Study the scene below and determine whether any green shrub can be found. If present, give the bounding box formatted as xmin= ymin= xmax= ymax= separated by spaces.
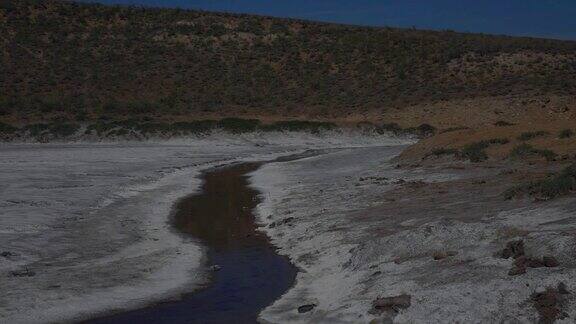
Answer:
xmin=486 ymin=138 xmax=510 ymax=145
xmin=264 ymin=121 xmax=335 ymax=133
xmin=517 ymin=130 xmax=549 ymax=141
xmin=49 ymin=123 xmax=80 ymax=138
xmin=494 ymin=121 xmax=514 ymax=127
xmin=504 ymin=164 xmax=576 ymax=200
xmin=172 ymin=120 xmax=218 ymax=134
xmin=217 ymin=118 xmax=261 ymax=133
xmin=135 ymin=122 xmax=172 ymax=134
xmin=23 ymin=124 xmax=50 ymax=137
xmin=428 ymin=148 xmax=459 ymax=157
xmin=461 ymin=142 xmax=489 ymax=162
xmin=86 ymin=121 xmax=118 ymax=136
xmin=0 ymin=122 xmax=18 ymax=134
xmin=509 ymin=144 xmax=557 ymax=161
xmin=440 ymin=126 xmax=469 ymax=134
xmin=559 ymin=129 xmax=574 ymax=139
xmin=375 ymin=123 xmax=403 ymax=135
xmin=417 ymin=123 xmax=436 ymax=137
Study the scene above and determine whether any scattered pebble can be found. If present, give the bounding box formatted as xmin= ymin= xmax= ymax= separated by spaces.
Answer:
xmin=432 ymin=251 xmax=457 ymax=260
xmin=1 ymin=251 xmax=17 ymax=258
xmin=372 ymin=294 xmax=411 ymax=314
xmin=297 ymin=304 xmax=316 ymax=313
xmin=210 ymin=265 xmax=221 ymax=272
xmin=543 ymin=256 xmax=560 ymax=268
xmin=10 ymin=269 xmax=36 ymax=277
xmin=531 ymin=286 xmax=569 ymax=323
xmin=500 ymin=240 xmax=524 ymax=259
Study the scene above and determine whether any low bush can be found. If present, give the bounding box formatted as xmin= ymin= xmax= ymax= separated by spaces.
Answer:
xmin=135 ymin=122 xmax=172 ymax=134
xmin=49 ymin=123 xmax=80 ymax=138
xmin=517 ymin=131 xmax=549 ymax=141
xmin=428 ymin=148 xmax=459 ymax=157
xmin=264 ymin=121 xmax=335 ymax=133
xmin=459 ymin=138 xmax=509 ymax=162
xmin=504 ymin=164 xmax=576 ymax=200
xmin=494 ymin=120 xmax=515 ymax=127
xmin=416 ymin=123 xmax=436 ymax=137
xmin=375 ymin=123 xmax=403 ymax=135
xmin=440 ymin=126 xmax=469 ymax=134
xmin=461 ymin=142 xmax=489 ymax=162
xmin=217 ymin=118 xmax=261 ymax=133
xmin=23 ymin=124 xmax=50 ymax=137
xmin=509 ymin=144 xmax=557 ymax=161
xmin=172 ymin=120 xmax=218 ymax=134
xmin=486 ymin=138 xmax=510 ymax=145
xmin=0 ymin=122 xmax=18 ymax=134
xmin=559 ymin=129 xmax=574 ymax=139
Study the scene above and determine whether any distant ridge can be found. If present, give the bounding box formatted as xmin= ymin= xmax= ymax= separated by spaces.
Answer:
xmin=1 ymin=0 xmax=576 ymax=124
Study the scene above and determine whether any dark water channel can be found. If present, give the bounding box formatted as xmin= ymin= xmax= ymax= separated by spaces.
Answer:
xmin=87 ymin=162 xmax=297 ymax=324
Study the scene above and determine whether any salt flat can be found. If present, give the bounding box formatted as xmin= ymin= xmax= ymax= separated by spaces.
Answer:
xmin=0 ymin=132 xmax=408 ymax=323
xmin=5 ymin=132 xmax=574 ymax=324
xmin=252 ymin=145 xmax=576 ymax=323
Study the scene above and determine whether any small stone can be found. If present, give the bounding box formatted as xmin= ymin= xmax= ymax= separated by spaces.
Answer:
xmin=1 ymin=251 xmax=15 ymax=258
xmin=557 ymin=282 xmax=570 ymax=295
xmin=10 ymin=269 xmax=36 ymax=277
xmin=513 ymin=255 xmax=527 ymax=268
xmin=210 ymin=265 xmax=221 ymax=271
xmin=369 ymin=317 xmax=394 ymax=324
xmin=508 ymin=266 xmax=526 ymax=276
xmin=501 ymin=240 xmax=524 ymax=259
xmin=432 ymin=251 xmax=448 ymax=260
xmin=373 ymin=294 xmax=411 ymax=311
xmin=526 ymin=257 xmax=545 ymax=268
xmin=543 ymin=256 xmax=560 ymax=268
xmin=297 ymin=304 xmax=316 ymax=313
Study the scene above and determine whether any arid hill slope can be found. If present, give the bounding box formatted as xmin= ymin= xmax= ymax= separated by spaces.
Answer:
xmin=2 ymin=0 xmax=576 ymax=125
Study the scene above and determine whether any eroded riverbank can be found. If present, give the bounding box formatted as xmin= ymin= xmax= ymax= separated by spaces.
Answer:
xmin=86 ymin=162 xmax=298 ymax=324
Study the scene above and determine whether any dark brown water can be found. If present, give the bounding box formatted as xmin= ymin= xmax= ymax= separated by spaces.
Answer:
xmin=86 ymin=162 xmax=297 ymax=324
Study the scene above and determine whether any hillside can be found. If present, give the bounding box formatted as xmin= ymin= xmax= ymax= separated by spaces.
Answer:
xmin=2 ymin=0 xmax=576 ymax=127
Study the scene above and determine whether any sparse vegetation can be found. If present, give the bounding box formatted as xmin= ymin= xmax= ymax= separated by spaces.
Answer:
xmin=460 ymin=138 xmax=510 ymax=162
xmin=0 ymin=122 xmax=18 ymax=134
xmin=49 ymin=123 xmax=80 ymax=138
xmin=426 ymin=138 xmax=509 ymax=162
xmin=403 ymin=124 xmax=436 ymax=138
xmin=428 ymin=148 xmax=459 ymax=157
xmin=504 ymin=164 xmax=576 ymax=200
xmin=494 ymin=121 xmax=515 ymax=127
xmin=517 ymin=131 xmax=549 ymax=141
xmin=509 ymin=144 xmax=557 ymax=161
xmin=375 ymin=123 xmax=403 ymax=135
xmin=1 ymin=118 xmax=347 ymax=141
xmin=217 ymin=118 xmax=261 ymax=133
xmin=485 ymin=138 xmax=510 ymax=145
xmin=263 ymin=121 xmax=335 ymax=133
xmin=460 ymin=142 xmax=490 ymax=162
xmin=559 ymin=129 xmax=574 ymax=139
xmin=440 ymin=127 xmax=469 ymax=134
xmin=2 ymin=0 xmax=576 ymax=122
